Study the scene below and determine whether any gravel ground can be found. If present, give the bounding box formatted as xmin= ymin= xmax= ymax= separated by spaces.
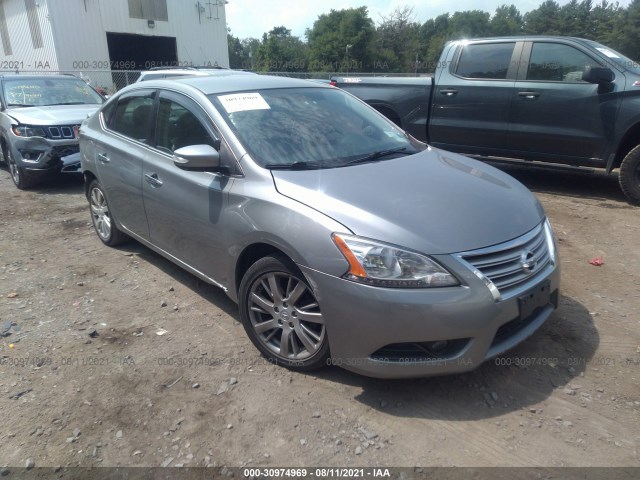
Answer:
xmin=0 ymin=164 xmax=639 ymax=470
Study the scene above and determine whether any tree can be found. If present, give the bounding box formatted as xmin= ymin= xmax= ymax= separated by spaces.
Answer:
xmin=307 ymin=7 xmax=375 ymax=72
xmin=227 ymin=31 xmax=244 ymax=69
xmin=611 ymin=0 xmax=640 ymax=58
xmin=524 ymin=0 xmax=562 ymax=34
xmin=490 ymin=5 xmax=523 ymax=35
xmin=419 ymin=13 xmax=450 ymax=71
xmin=374 ymin=6 xmax=422 ymax=72
xmin=448 ymin=10 xmax=491 ymax=38
xmin=254 ymin=26 xmax=308 ymax=72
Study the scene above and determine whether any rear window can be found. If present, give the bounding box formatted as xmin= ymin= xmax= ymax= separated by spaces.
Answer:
xmin=455 ymin=43 xmax=516 ymax=80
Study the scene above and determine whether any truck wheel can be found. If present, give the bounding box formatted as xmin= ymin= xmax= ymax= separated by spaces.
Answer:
xmin=619 ymin=145 xmax=640 ymax=206
xmin=239 ymin=255 xmax=329 ymax=371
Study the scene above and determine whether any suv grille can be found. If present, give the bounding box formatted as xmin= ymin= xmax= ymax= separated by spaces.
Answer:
xmin=48 ymin=126 xmax=78 ymax=139
xmin=458 ymin=223 xmax=552 ymax=298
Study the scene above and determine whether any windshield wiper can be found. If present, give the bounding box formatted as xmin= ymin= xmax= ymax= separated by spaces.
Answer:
xmin=264 ymin=161 xmax=323 ymax=170
xmin=344 ymin=147 xmax=410 ymax=166
xmin=42 ymin=102 xmax=91 ymax=106
xmin=7 ymin=103 xmax=34 ymax=108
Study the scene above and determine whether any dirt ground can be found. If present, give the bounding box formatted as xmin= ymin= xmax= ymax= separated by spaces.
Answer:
xmin=0 ymin=163 xmax=638 ymax=471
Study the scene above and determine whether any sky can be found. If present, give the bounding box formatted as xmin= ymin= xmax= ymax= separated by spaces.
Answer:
xmin=226 ymin=0 xmax=632 ymax=39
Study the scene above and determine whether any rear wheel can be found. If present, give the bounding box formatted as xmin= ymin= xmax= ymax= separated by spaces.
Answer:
xmin=619 ymin=145 xmax=640 ymax=205
xmin=88 ymin=179 xmax=129 ymax=246
xmin=239 ymin=255 xmax=329 ymax=371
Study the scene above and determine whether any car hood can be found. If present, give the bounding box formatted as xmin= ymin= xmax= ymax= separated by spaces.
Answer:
xmin=7 ymin=104 xmax=101 ymax=125
xmin=272 ymin=147 xmax=545 ymax=255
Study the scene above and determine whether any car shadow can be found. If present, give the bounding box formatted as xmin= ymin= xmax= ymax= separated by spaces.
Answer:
xmin=113 ymin=242 xmax=240 ymax=320
xmin=109 ymin=239 xmax=598 ymax=420
xmin=489 ymin=163 xmax=632 ymax=206
xmin=311 ymin=295 xmax=599 ymax=420
xmin=0 ymin=166 xmax=84 ymax=195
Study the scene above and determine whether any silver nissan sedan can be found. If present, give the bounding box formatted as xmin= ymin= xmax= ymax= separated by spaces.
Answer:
xmin=79 ymin=74 xmax=560 ymax=378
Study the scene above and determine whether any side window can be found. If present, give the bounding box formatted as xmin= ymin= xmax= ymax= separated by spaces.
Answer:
xmin=455 ymin=43 xmax=515 ymax=80
xmin=527 ymin=43 xmax=600 ymax=82
xmin=155 ymin=97 xmax=215 ymax=153
xmin=110 ymin=94 xmax=154 ymax=142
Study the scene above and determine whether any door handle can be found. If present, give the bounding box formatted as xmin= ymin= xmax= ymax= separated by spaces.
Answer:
xmin=97 ymin=153 xmax=110 ymax=164
xmin=518 ymin=91 xmax=541 ymax=99
xmin=144 ymin=173 xmax=163 ymax=187
xmin=440 ymin=89 xmax=458 ymax=96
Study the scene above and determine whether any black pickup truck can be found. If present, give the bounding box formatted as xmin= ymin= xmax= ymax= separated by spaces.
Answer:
xmin=331 ymin=36 xmax=640 ymax=204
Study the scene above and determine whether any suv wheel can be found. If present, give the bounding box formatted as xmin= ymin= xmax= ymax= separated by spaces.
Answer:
xmin=88 ymin=179 xmax=129 ymax=246
xmin=5 ymin=147 xmax=33 ymax=190
xmin=619 ymin=145 xmax=640 ymax=205
xmin=239 ymin=255 xmax=329 ymax=371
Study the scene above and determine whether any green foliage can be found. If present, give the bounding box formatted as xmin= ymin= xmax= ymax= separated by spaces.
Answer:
xmin=228 ymin=1 xmax=639 ymax=74
xmin=254 ymin=26 xmax=308 ymax=72
xmin=306 ymin=7 xmax=376 ymax=72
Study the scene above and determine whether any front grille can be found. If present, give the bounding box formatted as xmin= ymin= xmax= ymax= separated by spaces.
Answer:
xmin=459 ymin=223 xmax=552 ymax=298
xmin=48 ymin=125 xmax=78 ymax=139
xmin=51 ymin=145 xmax=80 ymax=158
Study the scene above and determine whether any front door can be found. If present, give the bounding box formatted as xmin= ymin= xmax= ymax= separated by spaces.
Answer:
xmin=507 ymin=41 xmax=613 ymax=162
xmin=142 ymin=90 xmax=232 ymax=283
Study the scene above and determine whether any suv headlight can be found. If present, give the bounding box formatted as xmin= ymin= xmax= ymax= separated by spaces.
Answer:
xmin=12 ymin=125 xmax=47 ymax=138
xmin=332 ymin=233 xmax=459 ymax=288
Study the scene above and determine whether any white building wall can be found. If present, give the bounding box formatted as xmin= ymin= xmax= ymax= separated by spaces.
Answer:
xmin=0 ymin=0 xmax=59 ymax=70
xmin=47 ymin=0 xmax=111 ymax=71
xmin=47 ymin=0 xmax=229 ymax=70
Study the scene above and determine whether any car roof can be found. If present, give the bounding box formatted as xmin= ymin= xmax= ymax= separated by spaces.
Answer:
xmin=447 ymin=35 xmax=595 ymax=44
xmin=168 ymin=74 xmax=328 ymax=95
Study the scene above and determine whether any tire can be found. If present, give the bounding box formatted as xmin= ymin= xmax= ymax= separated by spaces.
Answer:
xmin=619 ymin=145 xmax=640 ymax=205
xmin=238 ymin=255 xmax=329 ymax=371
xmin=88 ymin=179 xmax=129 ymax=246
xmin=5 ymin=147 xmax=34 ymax=190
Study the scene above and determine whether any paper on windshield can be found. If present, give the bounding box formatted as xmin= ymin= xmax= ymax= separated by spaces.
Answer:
xmin=217 ymin=93 xmax=271 ymax=113
xmin=596 ymin=47 xmax=621 ymax=59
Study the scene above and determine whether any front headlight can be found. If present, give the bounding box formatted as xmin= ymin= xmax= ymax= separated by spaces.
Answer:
xmin=543 ymin=218 xmax=557 ymax=265
xmin=332 ymin=233 xmax=459 ymax=288
xmin=12 ymin=125 xmax=47 ymax=138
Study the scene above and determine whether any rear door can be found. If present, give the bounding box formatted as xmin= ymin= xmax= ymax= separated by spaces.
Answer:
xmin=430 ymin=40 xmax=522 ymax=153
xmin=142 ymin=90 xmax=232 ymax=283
xmin=506 ymin=40 xmax=612 ymax=163
xmin=97 ymin=89 xmax=155 ymax=239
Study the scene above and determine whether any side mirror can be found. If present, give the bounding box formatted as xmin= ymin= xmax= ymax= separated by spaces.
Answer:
xmin=582 ymin=66 xmax=614 ymax=84
xmin=173 ymin=144 xmax=220 ymax=171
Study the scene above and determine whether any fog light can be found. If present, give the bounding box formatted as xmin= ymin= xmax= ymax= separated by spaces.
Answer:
xmin=425 ymin=340 xmax=448 ymax=353
xmin=19 ymin=150 xmax=43 ymax=162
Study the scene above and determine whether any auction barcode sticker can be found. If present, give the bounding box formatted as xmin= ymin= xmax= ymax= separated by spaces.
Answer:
xmin=218 ymin=93 xmax=271 ymax=113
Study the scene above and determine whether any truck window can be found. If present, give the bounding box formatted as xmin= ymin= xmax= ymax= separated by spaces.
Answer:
xmin=455 ymin=43 xmax=515 ymax=80
xmin=527 ymin=43 xmax=600 ymax=82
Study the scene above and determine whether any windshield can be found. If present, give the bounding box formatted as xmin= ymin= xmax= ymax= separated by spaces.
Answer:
xmin=585 ymin=40 xmax=640 ymax=75
xmin=209 ymin=87 xmax=423 ymax=169
xmin=3 ymin=77 xmax=104 ymax=107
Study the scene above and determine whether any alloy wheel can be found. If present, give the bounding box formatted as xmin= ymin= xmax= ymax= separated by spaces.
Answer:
xmin=90 ymin=186 xmax=112 ymax=241
xmin=247 ymin=272 xmax=325 ymax=361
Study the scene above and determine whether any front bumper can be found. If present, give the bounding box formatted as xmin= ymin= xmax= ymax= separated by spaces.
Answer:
xmin=301 ymin=254 xmax=560 ymax=379
xmin=11 ymin=136 xmax=80 ymax=175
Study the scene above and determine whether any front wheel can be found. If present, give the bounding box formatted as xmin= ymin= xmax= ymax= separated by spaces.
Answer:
xmin=88 ymin=179 xmax=129 ymax=246
xmin=239 ymin=255 xmax=329 ymax=371
xmin=619 ymin=145 xmax=640 ymax=205
xmin=6 ymin=148 xmax=34 ymax=190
